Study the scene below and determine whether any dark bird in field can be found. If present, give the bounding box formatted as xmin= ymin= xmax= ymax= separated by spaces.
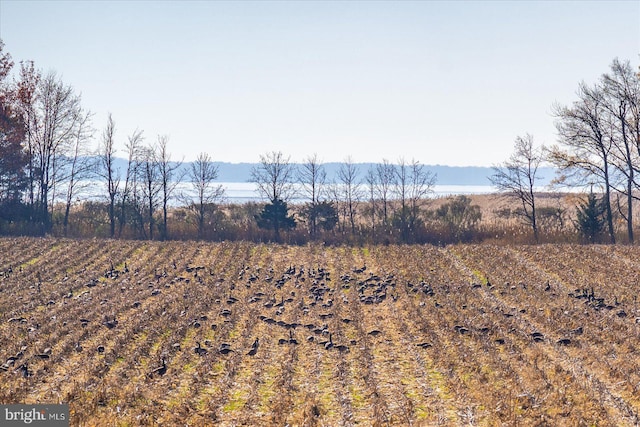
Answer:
xmin=17 ymin=363 xmax=31 ymax=378
xmin=454 ymin=325 xmax=469 ymax=334
xmin=194 ymin=342 xmax=208 ymax=356
xmin=148 ymin=358 xmax=167 ymax=377
xmin=335 ymin=343 xmax=349 ymax=353
xmin=531 ymin=332 xmax=544 ymax=342
xmin=368 ymin=330 xmax=382 ymax=337
xmin=288 ymin=330 xmax=298 ymax=345
xmin=5 ymin=355 xmax=20 ymax=365
xmin=572 ymin=326 xmax=584 ymax=335
xmin=324 ymin=334 xmax=334 ymax=350
xmin=75 ymin=342 xmax=83 ymax=353
xmin=218 ymin=343 xmax=234 ymax=355
xmin=247 ymin=338 xmax=259 ymax=356
xmin=97 ymin=345 xmax=105 ymax=353
xmin=416 ymin=342 xmax=432 ymax=349
xmin=557 ymin=338 xmax=571 ymax=346
xmin=103 ymin=317 xmax=118 ymax=329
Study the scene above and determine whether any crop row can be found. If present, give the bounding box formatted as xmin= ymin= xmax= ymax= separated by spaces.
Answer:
xmin=1 ymin=239 xmax=640 ymax=425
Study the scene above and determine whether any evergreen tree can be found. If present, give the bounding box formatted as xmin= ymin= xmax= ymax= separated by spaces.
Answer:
xmin=575 ymin=192 xmax=606 ymax=243
xmin=255 ymin=198 xmax=295 ymax=242
xmin=301 ymin=201 xmax=338 ymax=236
xmin=0 ymin=40 xmax=29 ymax=228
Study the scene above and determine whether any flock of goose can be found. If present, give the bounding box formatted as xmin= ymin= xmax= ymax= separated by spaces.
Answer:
xmin=7 ymin=257 xmax=614 ymax=382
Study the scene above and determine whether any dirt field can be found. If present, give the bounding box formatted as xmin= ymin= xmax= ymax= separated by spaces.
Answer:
xmin=1 ymin=238 xmax=639 ymax=426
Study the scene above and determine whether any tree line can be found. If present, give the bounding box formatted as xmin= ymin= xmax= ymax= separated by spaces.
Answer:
xmin=0 ymin=39 xmax=638 ymax=244
xmin=491 ymin=58 xmax=640 ymax=244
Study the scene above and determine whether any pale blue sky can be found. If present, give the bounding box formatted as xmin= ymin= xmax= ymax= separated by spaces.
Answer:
xmin=0 ymin=0 xmax=638 ymax=166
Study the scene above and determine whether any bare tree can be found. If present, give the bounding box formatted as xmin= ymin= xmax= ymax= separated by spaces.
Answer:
xmin=61 ymin=109 xmax=94 ymax=236
xmin=139 ymin=144 xmax=161 ymax=240
xmin=548 ymin=81 xmax=617 ymax=243
xmin=490 ymin=134 xmax=543 ymax=242
xmin=602 ymin=58 xmax=640 ymax=243
xmin=156 ymin=135 xmax=183 ymax=240
xmin=185 ymin=152 xmax=225 ymax=239
xmin=35 ymin=73 xmax=80 ymax=231
xmin=393 ymin=158 xmax=435 ymax=242
xmin=118 ymin=129 xmax=143 ymax=237
xmin=407 ymin=159 xmax=436 ymax=237
xmin=99 ymin=113 xmax=119 ymax=238
xmin=337 ymin=156 xmax=362 ymax=235
xmin=364 ymin=167 xmax=378 ymax=240
xmin=22 ymin=68 xmax=81 ymax=232
xmin=298 ymin=153 xmax=327 ymax=237
xmin=375 ymin=159 xmax=396 ymax=229
xmin=250 ymin=151 xmax=296 ymax=203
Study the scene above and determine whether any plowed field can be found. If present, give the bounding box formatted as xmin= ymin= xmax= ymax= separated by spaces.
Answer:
xmin=1 ymin=238 xmax=640 ymax=426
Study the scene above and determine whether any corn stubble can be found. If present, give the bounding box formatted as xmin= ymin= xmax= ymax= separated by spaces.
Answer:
xmin=0 ymin=238 xmax=639 ymax=425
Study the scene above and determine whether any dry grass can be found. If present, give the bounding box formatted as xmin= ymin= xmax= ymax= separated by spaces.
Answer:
xmin=1 ymin=238 xmax=640 ymax=425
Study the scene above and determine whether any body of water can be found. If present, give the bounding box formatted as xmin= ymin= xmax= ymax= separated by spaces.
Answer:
xmin=218 ymin=182 xmax=496 ymax=203
xmin=75 ymin=181 xmax=568 ymax=205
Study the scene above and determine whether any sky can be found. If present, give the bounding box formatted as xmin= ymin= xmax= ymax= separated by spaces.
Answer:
xmin=0 ymin=1 xmax=638 ymax=166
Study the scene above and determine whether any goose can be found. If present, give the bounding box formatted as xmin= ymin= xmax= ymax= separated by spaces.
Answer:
xmin=247 ymin=338 xmax=259 ymax=356
xmin=531 ymin=332 xmax=544 ymax=342
xmin=194 ymin=342 xmax=208 ymax=356
xmin=103 ymin=317 xmax=118 ymax=329
xmin=148 ymin=358 xmax=167 ymax=377
xmin=218 ymin=343 xmax=234 ymax=355
xmin=335 ymin=343 xmax=349 ymax=353
xmin=288 ymin=330 xmax=298 ymax=345
xmin=454 ymin=325 xmax=469 ymax=334
xmin=323 ymin=334 xmax=334 ymax=350
xmin=5 ymin=355 xmax=19 ymax=365
xmin=17 ymin=363 xmax=31 ymax=378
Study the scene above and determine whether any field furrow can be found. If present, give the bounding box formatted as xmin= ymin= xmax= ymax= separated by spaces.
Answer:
xmin=2 ymin=239 xmax=640 ymax=426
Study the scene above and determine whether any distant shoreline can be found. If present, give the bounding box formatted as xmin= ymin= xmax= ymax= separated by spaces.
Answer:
xmin=103 ymin=157 xmax=557 ymax=186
